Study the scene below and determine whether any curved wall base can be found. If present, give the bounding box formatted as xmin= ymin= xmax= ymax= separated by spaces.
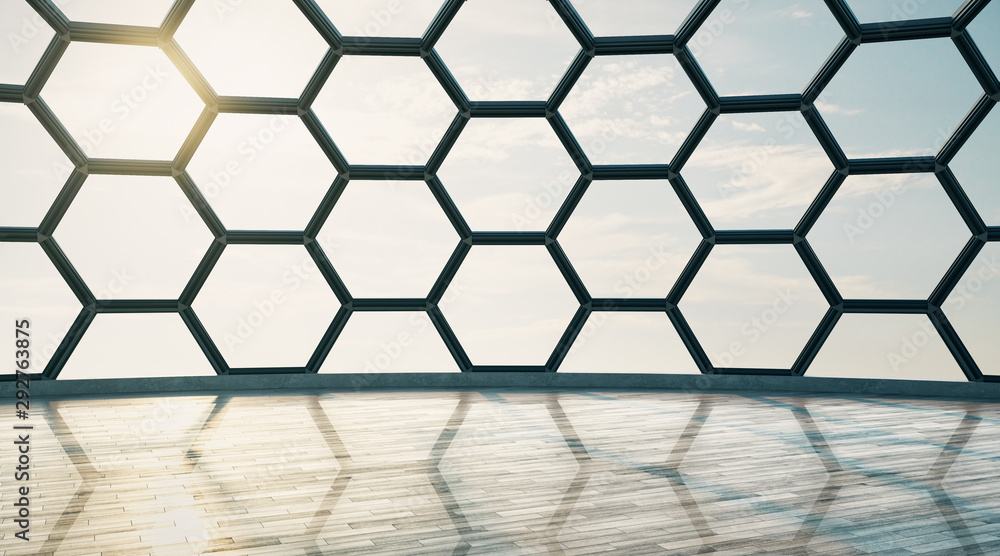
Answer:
xmin=3 ymin=372 xmax=999 ymax=400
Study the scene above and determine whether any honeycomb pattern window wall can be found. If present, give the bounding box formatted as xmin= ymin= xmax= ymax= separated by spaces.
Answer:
xmin=1 ymin=0 xmax=999 ymax=383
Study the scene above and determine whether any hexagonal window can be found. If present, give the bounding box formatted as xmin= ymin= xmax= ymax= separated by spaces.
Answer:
xmin=58 ymin=314 xmax=214 ymax=379
xmin=319 ymin=180 xmax=458 ymax=298
xmin=54 ymin=175 xmax=214 ymax=299
xmin=436 ymin=118 xmax=577 ymax=231
xmin=185 ymin=113 xmax=336 ymax=230
xmin=950 ymin=106 xmax=1000 ymax=226
xmin=572 ymin=0 xmax=700 ymax=36
xmin=312 ymin=56 xmax=455 ymax=165
xmin=0 ymin=242 xmax=81 ymax=373
xmin=435 ymin=0 xmax=579 ymax=100
xmin=174 ymin=1 xmax=328 ymax=98
xmin=679 ymin=245 xmax=829 ymax=369
xmin=558 ymin=180 xmax=701 ymax=298
xmin=691 ymin=0 xmax=842 ymax=95
xmin=560 ymin=54 xmax=705 ymax=165
xmin=807 ymin=314 xmax=965 ymax=380
xmin=61 ymin=0 xmax=175 ymax=27
xmin=320 ymin=311 xmax=460 ymax=373
xmin=41 ymin=42 xmax=204 ymax=160
xmin=846 ymin=0 xmax=965 ymax=23
xmin=442 ymin=246 xmax=579 ymax=366
xmin=682 ymin=112 xmax=834 ymax=229
xmin=967 ymin=1 xmax=1000 ymax=73
xmin=808 ymin=174 xmax=969 ymax=299
xmin=943 ymin=243 xmax=1000 ymax=374
xmin=0 ymin=103 xmax=74 ymax=227
xmin=194 ymin=245 xmax=341 ymax=368
xmin=0 ymin=1 xmax=55 ymax=84
xmin=820 ymin=39 xmax=982 ymax=158
xmin=315 ymin=0 xmax=443 ymax=37
xmin=560 ymin=312 xmax=698 ymax=373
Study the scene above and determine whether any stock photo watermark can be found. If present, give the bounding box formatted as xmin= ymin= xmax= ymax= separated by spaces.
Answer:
xmin=219 ymin=254 xmax=321 ymax=354
xmin=70 ymin=65 xmax=174 ymax=158
xmin=886 ymin=252 xmax=1000 ymax=372
xmin=511 ymin=120 xmax=621 ymax=230
xmin=30 ymin=267 xmax=134 ymax=371
xmin=841 ymin=183 xmax=906 ymax=243
xmin=5 ymin=0 xmax=73 ymax=54
xmin=179 ymin=113 xmax=295 ymax=223
xmin=569 ymin=243 xmax=681 ymax=353
xmin=714 ymin=95 xmax=835 ymax=201
xmin=11 ymin=318 xmax=33 ymax=542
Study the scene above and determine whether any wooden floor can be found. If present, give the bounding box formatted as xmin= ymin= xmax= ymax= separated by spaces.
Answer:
xmin=1 ymin=389 xmax=999 ymax=555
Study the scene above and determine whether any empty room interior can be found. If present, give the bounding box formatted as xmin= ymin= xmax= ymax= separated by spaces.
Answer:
xmin=1 ymin=0 xmax=1000 ymax=554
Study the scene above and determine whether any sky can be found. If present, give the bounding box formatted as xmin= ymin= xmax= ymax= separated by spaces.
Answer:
xmin=0 ymin=0 xmax=998 ymax=381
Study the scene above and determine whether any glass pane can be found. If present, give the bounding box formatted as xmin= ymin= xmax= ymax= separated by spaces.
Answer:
xmin=316 ymin=0 xmax=444 ymax=37
xmin=0 ymin=242 xmax=80 ymax=373
xmin=560 ymin=54 xmax=705 ymax=165
xmin=62 ymin=0 xmax=175 ymax=27
xmin=967 ymin=2 xmax=1000 ymax=74
xmin=320 ymin=311 xmax=459 ymax=372
xmin=0 ymin=1 xmax=55 ymax=84
xmin=186 ymin=113 xmax=336 ymax=230
xmin=312 ymin=56 xmax=456 ymax=165
xmin=820 ymin=39 xmax=981 ymax=158
xmin=55 ymin=175 xmax=215 ymax=299
xmin=194 ymin=245 xmax=341 ymax=368
xmin=944 ymin=243 xmax=1000 ymax=375
xmin=442 ymin=246 xmax=579 ymax=366
xmin=692 ymin=0 xmax=843 ymax=96
xmin=807 ymin=314 xmax=965 ymax=380
xmin=808 ymin=174 xmax=969 ymax=300
xmin=682 ymin=112 xmax=833 ymax=229
xmin=41 ymin=42 xmax=204 ymax=160
xmin=0 ymin=103 xmax=73 ymax=227
xmin=845 ymin=0 xmax=964 ymax=23
xmin=436 ymin=118 xmax=577 ymax=231
xmin=58 ymin=314 xmax=214 ymax=379
xmin=560 ymin=312 xmax=698 ymax=373
xmin=320 ymin=180 xmax=458 ymax=298
xmin=559 ymin=179 xmax=701 ymax=298
xmin=950 ymin=107 xmax=1000 ymax=226
xmin=571 ymin=0 xmax=700 ymax=36
xmin=435 ymin=0 xmax=579 ymax=100
xmin=174 ymin=2 xmax=328 ymax=97
xmin=0 ymin=1 xmax=994 ymax=384
xmin=679 ymin=244 xmax=828 ymax=369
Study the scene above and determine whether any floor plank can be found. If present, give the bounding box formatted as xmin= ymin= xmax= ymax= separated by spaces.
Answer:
xmin=1 ymin=390 xmax=998 ymax=554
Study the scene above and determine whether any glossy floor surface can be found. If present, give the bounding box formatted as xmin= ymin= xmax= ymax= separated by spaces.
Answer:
xmin=1 ymin=389 xmax=999 ymax=555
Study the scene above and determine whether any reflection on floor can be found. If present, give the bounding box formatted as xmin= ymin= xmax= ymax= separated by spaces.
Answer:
xmin=1 ymin=390 xmax=999 ymax=555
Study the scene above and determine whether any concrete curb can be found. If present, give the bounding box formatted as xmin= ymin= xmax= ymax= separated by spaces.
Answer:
xmin=3 ymin=373 xmax=999 ymax=400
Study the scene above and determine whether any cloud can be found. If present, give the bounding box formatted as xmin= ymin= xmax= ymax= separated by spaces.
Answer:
xmin=777 ymin=5 xmax=814 ymax=20
xmin=731 ymin=121 xmax=767 ymax=132
xmin=814 ymin=100 xmax=863 ymax=116
xmin=683 ymin=142 xmax=833 ymax=225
